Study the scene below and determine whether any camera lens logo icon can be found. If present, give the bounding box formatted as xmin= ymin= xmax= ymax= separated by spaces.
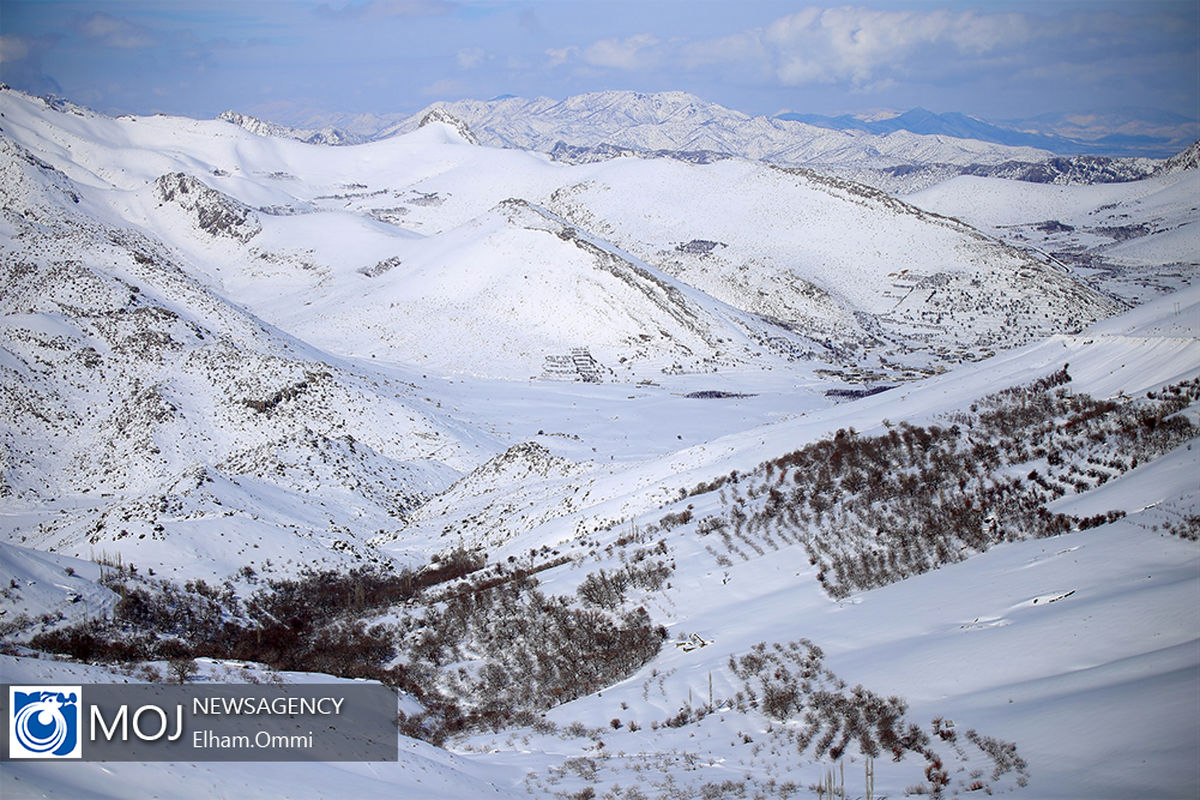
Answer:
xmin=9 ymin=687 xmax=82 ymax=759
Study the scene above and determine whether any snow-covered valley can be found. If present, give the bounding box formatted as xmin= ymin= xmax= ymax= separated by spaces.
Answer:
xmin=1 ymin=86 xmax=1197 ymax=799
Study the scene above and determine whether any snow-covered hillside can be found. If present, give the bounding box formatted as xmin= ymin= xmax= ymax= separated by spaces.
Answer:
xmin=0 ymin=88 xmax=1120 ymax=381
xmin=908 ymin=166 xmax=1199 ymax=304
xmin=776 ymin=107 xmax=1187 ymax=157
xmin=0 ymin=84 xmax=1139 ymax=578
xmin=4 ymin=287 xmax=1196 ymax=800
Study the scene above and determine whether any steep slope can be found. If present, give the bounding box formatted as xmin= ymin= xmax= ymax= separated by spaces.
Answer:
xmin=0 ymin=124 xmax=481 ymax=581
xmin=1153 ymin=139 xmax=1200 ymax=175
xmin=545 ymin=158 xmax=1120 ymax=375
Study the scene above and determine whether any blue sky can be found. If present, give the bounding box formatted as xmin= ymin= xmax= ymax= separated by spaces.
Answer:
xmin=0 ymin=1 xmax=1196 ymax=124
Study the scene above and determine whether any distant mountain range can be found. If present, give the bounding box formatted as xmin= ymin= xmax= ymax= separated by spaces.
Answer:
xmin=217 ymin=92 xmax=1197 ymax=187
xmin=222 ymin=91 xmax=1057 ymax=169
xmin=776 ymin=107 xmax=1199 ymax=159
xmin=998 ymin=108 xmax=1200 ymax=156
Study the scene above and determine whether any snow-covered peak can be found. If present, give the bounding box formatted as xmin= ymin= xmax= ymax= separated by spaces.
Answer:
xmin=417 ymin=107 xmax=479 ymax=145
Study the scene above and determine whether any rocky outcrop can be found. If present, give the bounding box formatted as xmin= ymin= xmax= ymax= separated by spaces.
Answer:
xmin=154 ymin=173 xmax=261 ymax=242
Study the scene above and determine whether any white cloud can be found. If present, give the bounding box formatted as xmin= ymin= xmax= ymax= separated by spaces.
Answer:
xmin=547 ymin=33 xmax=662 ymax=71
xmin=316 ymin=0 xmax=456 ymax=20
xmin=681 ymin=30 xmax=766 ymax=70
xmin=545 ymin=46 xmax=577 ymax=68
xmin=582 ymin=33 xmax=661 ymax=71
xmin=0 ymin=35 xmax=31 ymax=63
xmin=78 ymin=12 xmax=155 ymax=49
xmin=760 ymin=6 xmax=1032 ymax=87
xmin=457 ymin=47 xmax=485 ymax=70
xmin=547 ymin=5 xmax=1039 ymax=89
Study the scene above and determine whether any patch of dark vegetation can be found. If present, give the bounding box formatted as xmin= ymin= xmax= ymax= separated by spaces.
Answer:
xmin=686 ymin=368 xmax=1198 ymax=598
xmin=576 ymin=541 xmax=672 ymax=609
xmin=1095 ymin=223 xmax=1151 ymax=241
xmin=1162 ymin=513 xmax=1200 ymax=542
xmin=684 ymin=390 xmax=756 ymax=399
xmin=674 ymin=239 xmax=727 ymax=255
xmin=1035 ymin=220 xmax=1075 ymax=233
xmin=399 ymin=576 xmax=664 ymax=742
xmin=407 ymin=190 xmax=444 ymax=207
xmin=727 ymin=640 xmax=1029 ymax=797
xmin=548 ymin=140 xmax=730 ymax=166
xmin=823 ymin=385 xmax=892 ymax=400
xmin=359 ymin=255 xmax=402 ymax=277
xmin=29 ymin=545 xmax=668 ymax=746
xmin=962 ymin=156 xmax=1156 ymax=185
xmin=730 ymin=641 xmax=928 ymax=762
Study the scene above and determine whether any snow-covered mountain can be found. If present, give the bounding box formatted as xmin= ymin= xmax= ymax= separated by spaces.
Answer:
xmin=221 ymin=91 xmax=1197 ymax=192
xmin=907 ymin=159 xmax=1200 ymax=304
xmin=2 ymin=85 xmax=1198 ymax=799
xmin=218 ymin=90 xmax=1064 ymax=168
xmin=0 ymin=136 xmax=477 ymax=580
xmin=3 ymin=87 xmax=1121 ymax=385
xmin=388 ymin=92 xmax=1194 ymax=192
xmin=390 ymin=90 xmax=1057 ymax=168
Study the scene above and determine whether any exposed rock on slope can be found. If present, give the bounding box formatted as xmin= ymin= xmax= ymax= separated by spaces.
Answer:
xmin=218 ymin=110 xmax=362 ymax=146
xmin=418 ymin=107 xmax=479 ymax=145
xmin=154 ymin=173 xmax=262 ymax=242
xmin=1154 ymin=139 xmax=1200 ymax=175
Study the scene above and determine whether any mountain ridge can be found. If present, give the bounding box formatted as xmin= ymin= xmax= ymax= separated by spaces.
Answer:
xmin=210 ymin=89 xmax=1195 ymax=192
xmin=776 ymin=106 xmax=1197 ymax=158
